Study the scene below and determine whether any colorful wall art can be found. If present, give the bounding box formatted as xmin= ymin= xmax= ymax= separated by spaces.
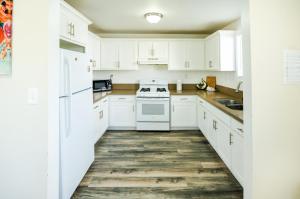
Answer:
xmin=0 ymin=0 xmax=12 ymax=75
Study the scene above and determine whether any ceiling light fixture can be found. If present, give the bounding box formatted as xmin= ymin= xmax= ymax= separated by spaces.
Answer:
xmin=144 ymin=12 xmax=163 ymax=24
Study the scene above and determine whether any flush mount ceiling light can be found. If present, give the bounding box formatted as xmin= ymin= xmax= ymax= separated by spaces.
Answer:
xmin=144 ymin=12 xmax=163 ymax=24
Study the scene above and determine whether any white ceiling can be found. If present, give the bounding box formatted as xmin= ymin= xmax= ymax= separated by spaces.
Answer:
xmin=65 ymin=0 xmax=242 ymax=34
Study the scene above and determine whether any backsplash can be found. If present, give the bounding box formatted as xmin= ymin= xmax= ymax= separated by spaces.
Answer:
xmin=93 ymin=65 xmax=242 ymax=90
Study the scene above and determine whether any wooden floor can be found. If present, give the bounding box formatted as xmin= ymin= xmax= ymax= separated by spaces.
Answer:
xmin=72 ymin=131 xmax=243 ymax=199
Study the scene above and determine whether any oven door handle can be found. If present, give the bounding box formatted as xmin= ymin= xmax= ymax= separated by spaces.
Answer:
xmin=137 ymin=98 xmax=170 ymax=101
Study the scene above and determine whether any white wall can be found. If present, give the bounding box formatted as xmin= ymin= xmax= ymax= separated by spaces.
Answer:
xmin=246 ymin=0 xmax=300 ymax=198
xmin=0 ymin=0 xmax=60 ymax=199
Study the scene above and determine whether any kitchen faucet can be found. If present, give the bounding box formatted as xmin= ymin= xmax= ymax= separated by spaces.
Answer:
xmin=235 ymin=81 xmax=243 ymax=93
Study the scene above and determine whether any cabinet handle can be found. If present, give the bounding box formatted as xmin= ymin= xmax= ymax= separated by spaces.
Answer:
xmin=180 ymin=98 xmax=188 ymax=101
xmin=209 ymin=61 xmax=213 ymax=68
xmin=203 ymin=112 xmax=206 ymax=120
xmin=68 ymin=23 xmax=72 ymax=35
xmin=94 ymin=106 xmax=99 ymax=109
xmin=237 ymin=128 xmax=243 ymax=133
xmin=172 ymin=105 xmax=175 ymax=112
xmin=87 ymin=65 xmax=91 ymax=72
xmin=215 ymin=120 xmax=218 ymax=130
xmin=229 ymin=133 xmax=233 ymax=145
xmin=118 ymin=97 xmax=126 ymax=100
xmin=72 ymin=24 xmax=75 ymax=36
xmin=133 ymin=105 xmax=135 ymax=112
xmin=212 ymin=120 xmax=215 ymax=129
xmin=103 ymin=99 xmax=108 ymax=103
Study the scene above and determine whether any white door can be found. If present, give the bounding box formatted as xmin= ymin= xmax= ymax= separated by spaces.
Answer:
xmin=102 ymin=98 xmax=109 ymax=131
xmin=171 ymin=101 xmax=197 ymax=128
xmin=216 ymin=119 xmax=232 ymax=167
xmin=168 ymin=41 xmax=187 ymax=70
xmin=68 ymin=50 xmax=91 ymax=93
xmin=153 ymin=41 xmax=168 ymax=62
xmin=109 ymin=99 xmax=135 ymax=127
xmin=119 ymin=40 xmax=138 ymax=70
xmin=231 ymin=131 xmax=244 ymax=185
xmin=205 ymin=34 xmax=220 ymax=70
xmin=138 ymin=41 xmax=153 ymax=61
xmin=72 ymin=15 xmax=88 ymax=45
xmin=186 ymin=40 xmax=205 ymax=70
xmin=101 ymin=40 xmax=119 ymax=70
xmin=61 ymin=89 xmax=94 ymax=199
xmin=60 ymin=7 xmax=71 ymax=40
xmin=87 ymin=33 xmax=101 ymax=71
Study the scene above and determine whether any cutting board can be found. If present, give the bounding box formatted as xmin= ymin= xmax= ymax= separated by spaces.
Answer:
xmin=206 ymin=76 xmax=216 ymax=88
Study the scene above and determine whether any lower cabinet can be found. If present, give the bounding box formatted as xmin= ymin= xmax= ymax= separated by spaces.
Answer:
xmin=109 ymin=95 xmax=136 ymax=128
xmin=93 ymin=97 xmax=109 ymax=144
xmin=197 ymin=96 xmax=244 ymax=186
xmin=171 ymin=96 xmax=197 ymax=128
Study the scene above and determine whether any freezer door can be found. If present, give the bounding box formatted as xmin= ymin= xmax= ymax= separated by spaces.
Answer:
xmin=60 ymin=88 xmax=94 ymax=199
xmin=70 ymin=51 xmax=92 ymax=93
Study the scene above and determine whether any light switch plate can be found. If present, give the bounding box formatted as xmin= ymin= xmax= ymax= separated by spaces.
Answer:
xmin=284 ymin=49 xmax=300 ymax=84
xmin=27 ymin=88 xmax=39 ymax=105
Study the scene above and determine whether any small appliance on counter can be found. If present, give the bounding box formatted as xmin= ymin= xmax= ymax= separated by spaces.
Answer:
xmin=176 ymin=80 xmax=182 ymax=92
xmin=93 ymin=79 xmax=112 ymax=92
xmin=196 ymin=78 xmax=208 ymax=90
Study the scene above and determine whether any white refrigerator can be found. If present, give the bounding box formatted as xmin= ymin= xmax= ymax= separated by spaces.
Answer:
xmin=59 ymin=49 xmax=94 ymax=199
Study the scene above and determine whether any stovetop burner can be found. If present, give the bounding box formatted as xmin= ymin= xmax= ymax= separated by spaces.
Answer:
xmin=141 ymin=88 xmax=151 ymax=92
xmin=157 ymin=88 xmax=166 ymax=92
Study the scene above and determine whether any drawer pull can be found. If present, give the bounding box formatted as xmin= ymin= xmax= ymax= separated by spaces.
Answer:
xmin=94 ymin=106 xmax=99 ymax=109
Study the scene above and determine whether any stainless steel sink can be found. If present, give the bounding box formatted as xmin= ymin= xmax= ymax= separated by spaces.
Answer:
xmin=214 ymin=98 xmax=243 ymax=110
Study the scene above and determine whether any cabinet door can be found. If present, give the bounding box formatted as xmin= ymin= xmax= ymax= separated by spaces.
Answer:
xmin=109 ymin=99 xmax=135 ymax=127
xmin=101 ymin=40 xmax=119 ymax=70
xmin=171 ymin=98 xmax=197 ymax=128
xmin=87 ymin=32 xmax=100 ymax=70
xmin=231 ymin=131 xmax=244 ymax=185
xmin=216 ymin=119 xmax=232 ymax=167
xmin=93 ymin=103 xmax=101 ymax=143
xmin=60 ymin=7 xmax=71 ymax=40
xmin=168 ymin=41 xmax=187 ymax=70
xmin=186 ymin=40 xmax=205 ymax=70
xmin=72 ymin=15 xmax=88 ymax=45
xmin=205 ymin=34 xmax=220 ymax=70
xmin=138 ymin=41 xmax=153 ymax=61
xmin=119 ymin=40 xmax=138 ymax=70
xmin=198 ymin=100 xmax=209 ymax=137
xmin=102 ymin=98 xmax=109 ymax=132
xmin=153 ymin=41 xmax=169 ymax=62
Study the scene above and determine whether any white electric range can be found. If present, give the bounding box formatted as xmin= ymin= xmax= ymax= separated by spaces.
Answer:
xmin=136 ymin=80 xmax=170 ymax=131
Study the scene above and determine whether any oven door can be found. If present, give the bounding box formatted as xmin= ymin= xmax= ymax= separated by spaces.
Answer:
xmin=136 ymin=98 xmax=170 ymax=122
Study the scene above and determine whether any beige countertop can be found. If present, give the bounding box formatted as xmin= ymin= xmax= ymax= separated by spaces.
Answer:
xmin=94 ymin=89 xmax=243 ymax=123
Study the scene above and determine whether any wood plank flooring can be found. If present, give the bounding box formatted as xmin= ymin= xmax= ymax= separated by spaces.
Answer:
xmin=72 ymin=131 xmax=243 ymax=199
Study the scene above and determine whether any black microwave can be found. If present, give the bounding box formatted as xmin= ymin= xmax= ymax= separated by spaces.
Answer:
xmin=93 ymin=79 xmax=112 ymax=92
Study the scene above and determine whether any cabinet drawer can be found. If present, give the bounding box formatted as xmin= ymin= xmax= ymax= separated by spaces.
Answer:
xmin=231 ymin=119 xmax=244 ymax=135
xmin=109 ymin=95 xmax=135 ymax=102
xmin=205 ymin=102 xmax=231 ymax=126
xmin=172 ymin=95 xmax=196 ymax=102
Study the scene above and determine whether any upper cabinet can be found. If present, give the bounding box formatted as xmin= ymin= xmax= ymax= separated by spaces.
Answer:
xmin=60 ymin=1 xmax=92 ymax=46
xmin=138 ymin=41 xmax=169 ymax=65
xmin=205 ymin=30 xmax=236 ymax=71
xmin=100 ymin=39 xmax=138 ymax=71
xmin=169 ymin=39 xmax=205 ymax=71
xmin=87 ymin=32 xmax=101 ymax=70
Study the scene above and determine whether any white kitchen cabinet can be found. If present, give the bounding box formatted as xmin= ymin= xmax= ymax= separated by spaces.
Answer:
xmin=171 ymin=96 xmax=197 ymax=128
xmin=138 ymin=41 xmax=169 ymax=64
xmin=231 ymin=120 xmax=244 ymax=186
xmin=109 ymin=95 xmax=136 ymax=128
xmin=169 ymin=40 xmax=205 ymax=71
xmin=215 ymin=118 xmax=232 ymax=167
xmin=100 ymin=39 xmax=138 ymax=70
xmin=60 ymin=1 xmax=91 ymax=46
xmin=118 ymin=40 xmax=138 ymax=70
xmin=205 ymin=30 xmax=236 ymax=71
xmin=87 ymin=32 xmax=101 ymax=70
xmin=93 ymin=97 xmax=109 ymax=144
